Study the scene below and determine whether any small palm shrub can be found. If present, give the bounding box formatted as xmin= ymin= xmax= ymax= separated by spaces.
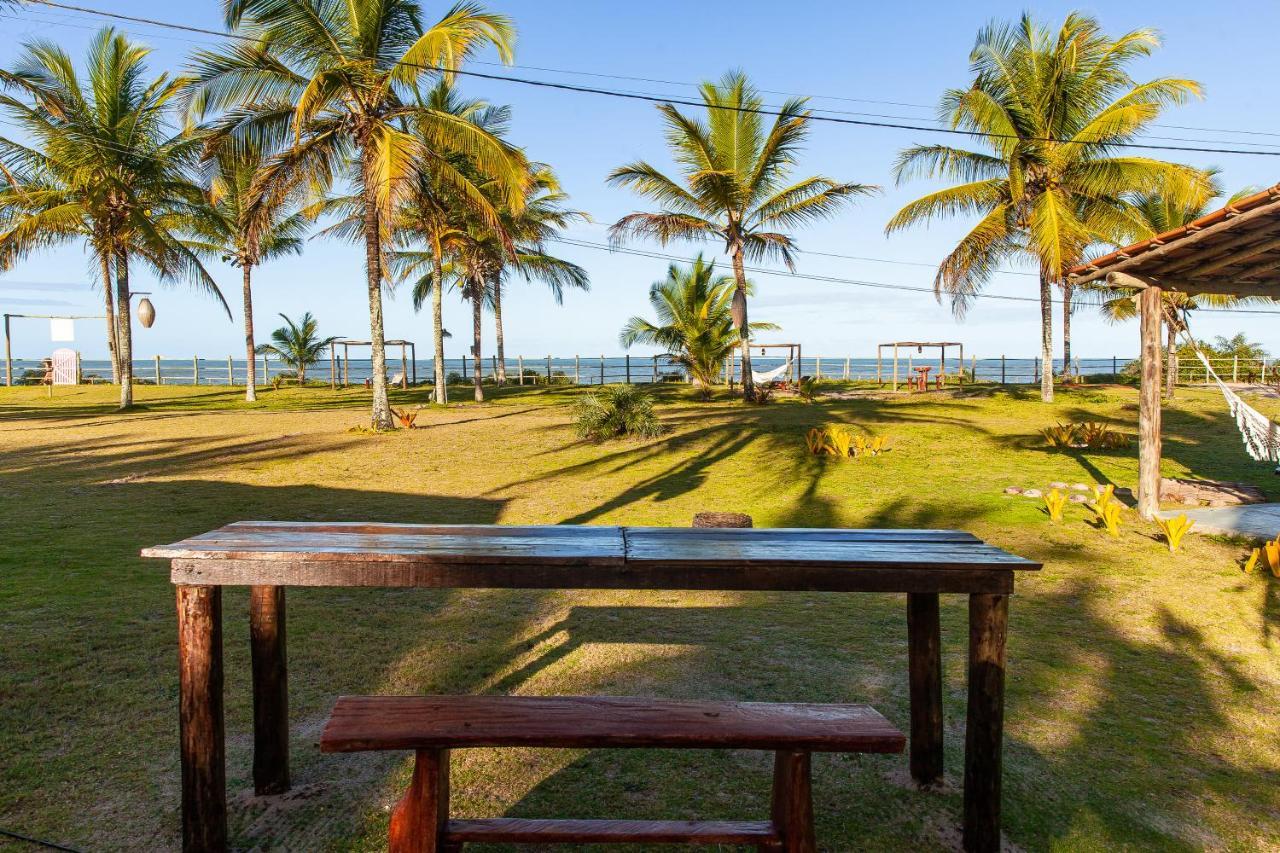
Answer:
xmin=797 ymin=376 xmax=821 ymax=402
xmin=573 ymin=386 xmax=664 ymax=440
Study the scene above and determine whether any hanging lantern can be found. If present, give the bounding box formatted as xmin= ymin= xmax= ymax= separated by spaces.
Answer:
xmin=137 ymin=297 xmax=156 ymax=328
xmin=917 ymin=345 xmax=923 ymax=354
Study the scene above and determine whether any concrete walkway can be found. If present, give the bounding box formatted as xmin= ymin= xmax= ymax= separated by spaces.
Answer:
xmin=1159 ymin=504 xmax=1280 ymax=539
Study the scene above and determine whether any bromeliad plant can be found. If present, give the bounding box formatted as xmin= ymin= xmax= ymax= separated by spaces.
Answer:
xmin=1041 ymin=422 xmax=1130 ymax=449
xmin=1243 ymin=536 xmax=1280 ymax=577
xmin=1155 ymin=514 xmax=1195 ymax=553
xmin=1044 ymin=489 xmax=1068 ymax=523
xmin=806 ymin=426 xmax=891 ymax=459
xmin=390 ymin=408 xmax=418 ymax=429
xmin=1089 ymin=484 xmax=1123 ymax=537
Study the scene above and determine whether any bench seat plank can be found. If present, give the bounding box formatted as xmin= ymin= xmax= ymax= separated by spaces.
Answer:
xmin=320 ymin=695 xmax=905 ymax=753
xmin=443 ymin=818 xmax=777 ymax=844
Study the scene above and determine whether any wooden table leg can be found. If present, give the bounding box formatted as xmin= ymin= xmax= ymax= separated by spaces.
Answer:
xmin=963 ymin=593 xmax=1008 ymax=853
xmin=177 ymin=585 xmax=226 ymax=853
xmin=250 ymin=585 xmax=289 ymax=795
xmin=907 ymin=592 xmax=944 ymax=786
xmin=390 ymin=748 xmax=450 ymax=853
xmin=770 ymin=750 xmax=815 ymax=853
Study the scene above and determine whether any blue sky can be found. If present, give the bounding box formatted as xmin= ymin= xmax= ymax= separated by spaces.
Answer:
xmin=2 ymin=0 xmax=1279 ymax=361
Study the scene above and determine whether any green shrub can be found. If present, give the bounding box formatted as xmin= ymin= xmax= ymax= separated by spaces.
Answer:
xmin=573 ymin=385 xmax=664 ymax=440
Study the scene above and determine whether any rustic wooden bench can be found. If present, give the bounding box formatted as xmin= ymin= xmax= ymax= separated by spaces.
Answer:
xmin=320 ymin=694 xmax=905 ymax=852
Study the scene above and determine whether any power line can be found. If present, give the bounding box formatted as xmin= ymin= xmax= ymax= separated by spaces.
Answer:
xmin=548 ymin=235 xmax=1280 ymax=316
xmin=28 ymin=1 xmax=1280 ymax=145
xmin=20 ymin=1 xmax=1280 ymax=157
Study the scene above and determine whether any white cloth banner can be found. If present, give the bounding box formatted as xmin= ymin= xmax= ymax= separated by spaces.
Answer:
xmin=50 ymin=317 xmax=75 ymax=342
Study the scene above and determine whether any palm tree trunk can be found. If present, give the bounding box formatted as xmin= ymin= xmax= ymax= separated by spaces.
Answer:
xmin=1039 ymin=268 xmax=1054 ymax=403
xmin=1165 ymin=317 xmax=1177 ymax=401
xmin=432 ymin=247 xmax=447 ymax=405
xmin=471 ymin=280 xmax=484 ymax=403
xmin=360 ymin=146 xmax=393 ymax=430
xmin=100 ymin=253 xmax=119 ymax=384
xmin=731 ymin=248 xmax=754 ymax=400
xmin=1061 ymin=280 xmax=1073 ymax=380
xmin=242 ymin=264 xmax=257 ymax=402
xmin=493 ymin=279 xmax=507 ymax=385
xmin=114 ymin=251 xmax=133 ymax=410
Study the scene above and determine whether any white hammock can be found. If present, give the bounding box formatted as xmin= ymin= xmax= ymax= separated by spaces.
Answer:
xmin=751 ymin=359 xmax=792 ymax=384
xmin=1188 ymin=346 xmax=1280 ymax=464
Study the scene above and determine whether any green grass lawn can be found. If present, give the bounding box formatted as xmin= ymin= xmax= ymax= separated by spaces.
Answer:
xmin=1 ymin=382 xmax=1278 ymax=851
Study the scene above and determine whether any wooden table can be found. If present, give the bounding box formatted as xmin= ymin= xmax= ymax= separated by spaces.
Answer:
xmin=143 ymin=523 xmax=1040 ymax=853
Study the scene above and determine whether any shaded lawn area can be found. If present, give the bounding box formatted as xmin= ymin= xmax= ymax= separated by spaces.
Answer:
xmin=1 ymin=382 xmax=1278 ymax=851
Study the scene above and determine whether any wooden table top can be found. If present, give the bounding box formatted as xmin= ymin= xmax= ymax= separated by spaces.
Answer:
xmin=144 ymin=522 xmax=1038 ymax=593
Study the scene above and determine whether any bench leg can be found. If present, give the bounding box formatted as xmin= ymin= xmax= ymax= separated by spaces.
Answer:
xmin=770 ymin=750 xmax=815 ymax=853
xmin=907 ymin=592 xmax=944 ymax=787
xmin=390 ymin=748 xmax=450 ymax=853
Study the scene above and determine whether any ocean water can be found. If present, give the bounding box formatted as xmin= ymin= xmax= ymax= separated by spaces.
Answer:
xmin=4 ymin=353 xmax=1141 ymax=386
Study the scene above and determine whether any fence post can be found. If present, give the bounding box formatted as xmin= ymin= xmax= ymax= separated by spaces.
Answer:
xmin=1263 ymin=359 xmax=1268 ymax=385
xmin=653 ymin=354 xmax=658 ymax=383
xmin=546 ymin=355 xmax=552 ymax=383
xmin=625 ymin=354 xmax=631 ymax=384
xmin=844 ymin=357 xmax=850 ymax=381
xmin=1000 ymin=355 xmax=1006 ymax=385
xmin=600 ymin=355 xmax=605 ymax=385
xmin=461 ymin=353 xmax=467 ymax=381
xmin=815 ymin=357 xmax=821 ymax=380
xmin=193 ymin=356 xmax=200 ymax=385
xmin=1033 ymin=357 xmax=1039 ymax=384
xmin=518 ymin=355 xmax=524 ymax=385
xmin=575 ymin=355 xmax=580 ymax=385
xmin=1233 ymin=355 xmax=1239 ymax=383
xmin=1174 ymin=355 xmax=1180 ymax=387
xmin=1113 ymin=355 xmax=1117 ymax=376
xmin=262 ymin=354 xmax=269 ymax=383
xmin=227 ymin=356 xmax=234 ymax=386
xmin=155 ymin=355 xmax=162 ymax=386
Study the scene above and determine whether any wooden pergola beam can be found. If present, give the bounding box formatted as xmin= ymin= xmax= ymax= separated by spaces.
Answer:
xmin=1104 ymin=270 xmax=1280 ymax=299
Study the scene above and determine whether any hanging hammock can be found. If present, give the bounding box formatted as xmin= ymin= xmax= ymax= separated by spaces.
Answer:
xmin=1179 ymin=314 xmax=1280 ymax=468
xmin=751 ymin=359 xmax=792 ymax=384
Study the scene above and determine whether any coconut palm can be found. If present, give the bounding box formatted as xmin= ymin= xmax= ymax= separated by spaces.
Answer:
xmin=187 ymin=0 xmax=526 ymax=428
xmin=885 ymin=13 xmax=1208 ymax=402
xmin=1096 ymin=180 xmax=1271 ymax=399
xmin=255 ymin=311 xmax=337 ymax=383
xmin=386 ymin=81 xmax=514 ymax=404
xmin=196 ymin=143 xmax=309 ymax=401
xmin=608 ymin=70 xmax=874 ymax=400
xmin=0 ymin=29 xmax=228 ymax=409
xmin=620 ymin=253 xmax=777 ymax=398
xmin=487 ymin=164 xmax=589 ymax=385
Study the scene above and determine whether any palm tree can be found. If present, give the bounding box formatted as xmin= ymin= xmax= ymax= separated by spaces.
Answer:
xmin=620 ymin=253 xmax=777 ymax=398
xmin=1096 ymin=181 xmax=1271 ymax=399
xmin=387 ymin=81 xmax=513 ymax=405
xmin=885 ymin=13 xmax=1207 ymax=402
xmin=197 ymin=143 xmax=309 ymax=402
xmin=487 ymin=164 xmax=589 ymax=385
xmin=608 ymin=70 xmax=874 ymax=400
xmin=255 ymin=311 xmax=337 ymax=383
xmin=188 ymin=0 xmax=526 ymax=428
xmin=0 ymin=29 xmax=228 ymax=407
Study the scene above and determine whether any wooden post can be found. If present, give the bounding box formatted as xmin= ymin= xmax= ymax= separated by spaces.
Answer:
xmin=227 ymin=356 xmax=234 ymax=386
xmin=402 ymin=345 xmax=409 ymax=389
xmin=625 ymin=353 xmax=631 ymax=384
xmin=262 ymin=355 xmax=269 ymax=384
xmin=330 ymin=346 xmax=336 ymax=390
xmin=546 ymin=355 xmax=552 ymax=383
xmin=461 ymin=351 xmax=467 ymax=381
xmin=770 ymin=751 xmax=816 ymax=853
xmin=815 ymin=356 xmax=821 ymax=380
xmin=1138 ymin=285 xmax=1163 ymax=519
xmin=892 ymin=345 xmax=899 ymax=392
xmin=1000 ymin=355 xmax=1005 ymax=385
xmin=575 ymin=355 xmax=580 ymax=385
xmin=389 ymin=748 xmax=450 ymax=853
xmin=155 ymin=355 xmax=162 ymax=386
xmin=1113 ymin=355 xmax=1118 ymax=377
xmin=1233 ymin=355 xmax=1239 ymax=383
xmin=410 ymin=343 xmax=417 ymax=385
xmin=176 ymin=585 xmax=226 ymax=853
xmin=343 ymin=343 xmax=350 ymax=386
xmin=193 ymin=356 xmax=200 ymax=386
xmin=963 ymin=593 xmax=1008 ymax=853
xmin=876 ymin=346 xmax=882 ymax=385
xmin=907 ymin=593 xmax=944 ymax=787
xmin=1033 ymin=357 xmax=1039 ymax=384
xmin=518 ymin=355 xmax=524 ymax=385
xmin=653 ymin=354 xmax=658 ymax=383
xmin=3 ymin=313 xmax=10 ymax=386
xmin=75 ymin=350 xmax=82 ymax=385
xmin=599 ymin=355 xmax=604 ymax=385
xmin=250 ymin=586 xmax=289 ymax=796
xmin=844 ymin=357 xmax=850 ymax=381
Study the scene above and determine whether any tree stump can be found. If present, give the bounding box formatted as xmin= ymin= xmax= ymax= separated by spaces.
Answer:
xmin=692 ymin=512 xmax=753 ymax=528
